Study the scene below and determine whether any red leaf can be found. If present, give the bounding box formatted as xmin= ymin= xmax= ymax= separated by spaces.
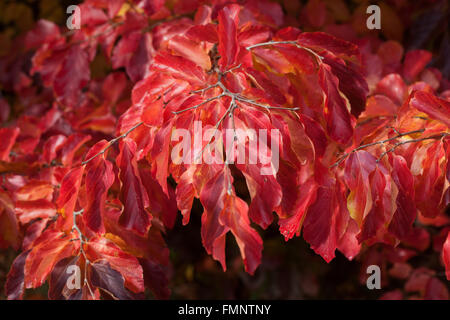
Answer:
xmin=217 ymin=4 xmax=240 ymax=71
xmin=140 ymin=168 xmax=177 ymax=229
xmin=319 ymin=64 xmax=353 ymax=144
xmin=56 ymin=166 xmax=85 ymax=231
xmin=141 ymin=99 xmax=165 ymax=127
xmin=415 ymin=141 xmax=444 ymax=217
xmin=304 ymin=0 xmax=326 ymax=28
xmin=60 ymin=133 xmax=91 ymax=166
xmin=186 ymin=24 xmax=218 ymax=43
xmin=15 ymin=199 xmax=56 ymax=224
xmin=344 ymin=151 xmax=377 ymax=227
xmin=443 ymin=231 xmax=450 ymax=281
xmin=403 ymin=50 xmax=433 ymax=82
xmin=0 ymin=191 xmax=20 ymax=250
xmin=323 ymin=53 xmax=368 ymax=116
xmin=235 ymin=108 xmax=283 ymax=228
xmin=41 ymin=135 xmax=67 ymax=163
xmin=15 ymin=180 xmax=53 ymax=202
xmin=85 ymin=237 xmax=144 ymax=293
xmin=25 ymin=20 xmax=60 ymax=49
xmin=127 ymin=33 xmax=155 ymax=82
xmin=0 ymin=98 xmax=10 ymax=123
xmin=83 ymin=141 xmax=115 ymax=234
xmin=410 ymin=91 xmax=450 ymax=128
xmin=152 ymin=52 xmax=205 ymax=85
xmin=298 ymin=32 xmax=360 ymax=60
xmin=278 ymin=177 xmax=318 ymax=240
xmin=89 ymin=260 xmax=134 ymax=300
xmin=300 ymin=115 xmax=328 ymax=158
xmin=103 ymin=208 xmax=170 ymax=266
xmin=424 ymin=277 xmax=449 ymax=300
xmin=388 ymin=155 xmax=417 ymax=240
xmin=117 ymin=139 xmax=151 ymax=236
xmin=139 ymin=258 xmax=171 ymax=299
xmin=150 ymin=121 xmax=173 ymax=195
xmin=175 ymin=165 xmax=196 ymax=225
xmin=379 ymin=290 xmax=403 ymax=300
xmin=200 ymin=167 xmax=263 ymax=274
xmin=303 ymin=183 xmax=339 ymax=262
xmin=375 ymin=73 xmax=407 ymax=105
xmin=168 ymin=35 xmax=211 ymax=70
xmin=220 ymin=194 xmax=263 ymax=275
xmin=199 ymin=167 xmax=229 ymax=270
xmin=5 ymin=250 xmax=30 ymax=300
xmin=54 ymin=45 xmax=90 ymax=108
xmin=24 ymin=230 xmax=78 ymax=288
xmin=48 ymin=256 xmax=80 ymax=300
xmin=358 ymin=167 xmax=387 ymax=242
xmin=22 ymin=219 xmax=48 ymax=251
xmin=138 ymin=0 xmax=165 ymax=16
xmin=0 ymin=127 xmax=20 ymax=161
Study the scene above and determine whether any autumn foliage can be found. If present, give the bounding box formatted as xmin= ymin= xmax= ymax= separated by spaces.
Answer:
xmin=0 ymin=0 xmax=449 ymax=300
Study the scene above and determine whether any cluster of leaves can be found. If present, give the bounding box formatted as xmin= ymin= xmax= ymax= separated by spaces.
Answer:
xmin=0 ymin=0 xmax=449 ymax=299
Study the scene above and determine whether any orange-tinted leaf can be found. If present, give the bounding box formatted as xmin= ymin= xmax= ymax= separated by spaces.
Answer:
xmin=152 ymin=51 xmax=205 ymax=85
xmin=410 ymin=91 xmax=450 ymax=128
xmin=85 ymin=236 xmax=144 ymax=293
xmin=56 ymin=166 xmax=85 ymax=231
xmin=15 ymin=199 xmax=56 ymax=224
xmin=24 ymin=230 xmax=78 ymax=288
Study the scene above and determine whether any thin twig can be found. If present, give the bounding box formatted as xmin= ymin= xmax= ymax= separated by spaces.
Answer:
xmin=81 ymin=122 xmax=144 ymax=165
xmin=71 ymin=209 xmax=95 ymax=299
xmin=172 ymin=94 xmax=224 ymax=115
xmin=246 ymin=41 xmax=324 ymax=62
xmin=236 ymin=96 xmax=300 ymax=111
xmin=223 ymin=64 xmax=242 ymax=74
xmin=191 ymin=83 xmax=219 ymax=94
xmin=195 ymin=96 xmax=235 ymax=162
xmin=376 ymin=132 xmax=449 ymax=162
xmin=330 ymin=129 xmax=426 ymax=168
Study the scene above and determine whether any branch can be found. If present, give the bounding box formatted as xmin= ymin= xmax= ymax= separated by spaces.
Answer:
xmin=223 ymin=63 xmax=242 ymax=74
xmin=246 ymin=41 xmax=324 ymax=63
xmin=331 ymin=129 xmax=426 ymax=168
xmin=172 ymin=94 xmax=224 ymax=115
xmin=376 ymin=132 xmax=449 ymax=162
xmin=331 ymin=129 xmax=449 ymax=168
xmin=71 ymin=209 xmax=95 ymax=298
xmin=236 ymin=96 xmax=300 ymax=111
xmin=81 ymin=122 xmax=144 ymax=165
xmin=195 ymin=96 xmax=236 ymax=163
